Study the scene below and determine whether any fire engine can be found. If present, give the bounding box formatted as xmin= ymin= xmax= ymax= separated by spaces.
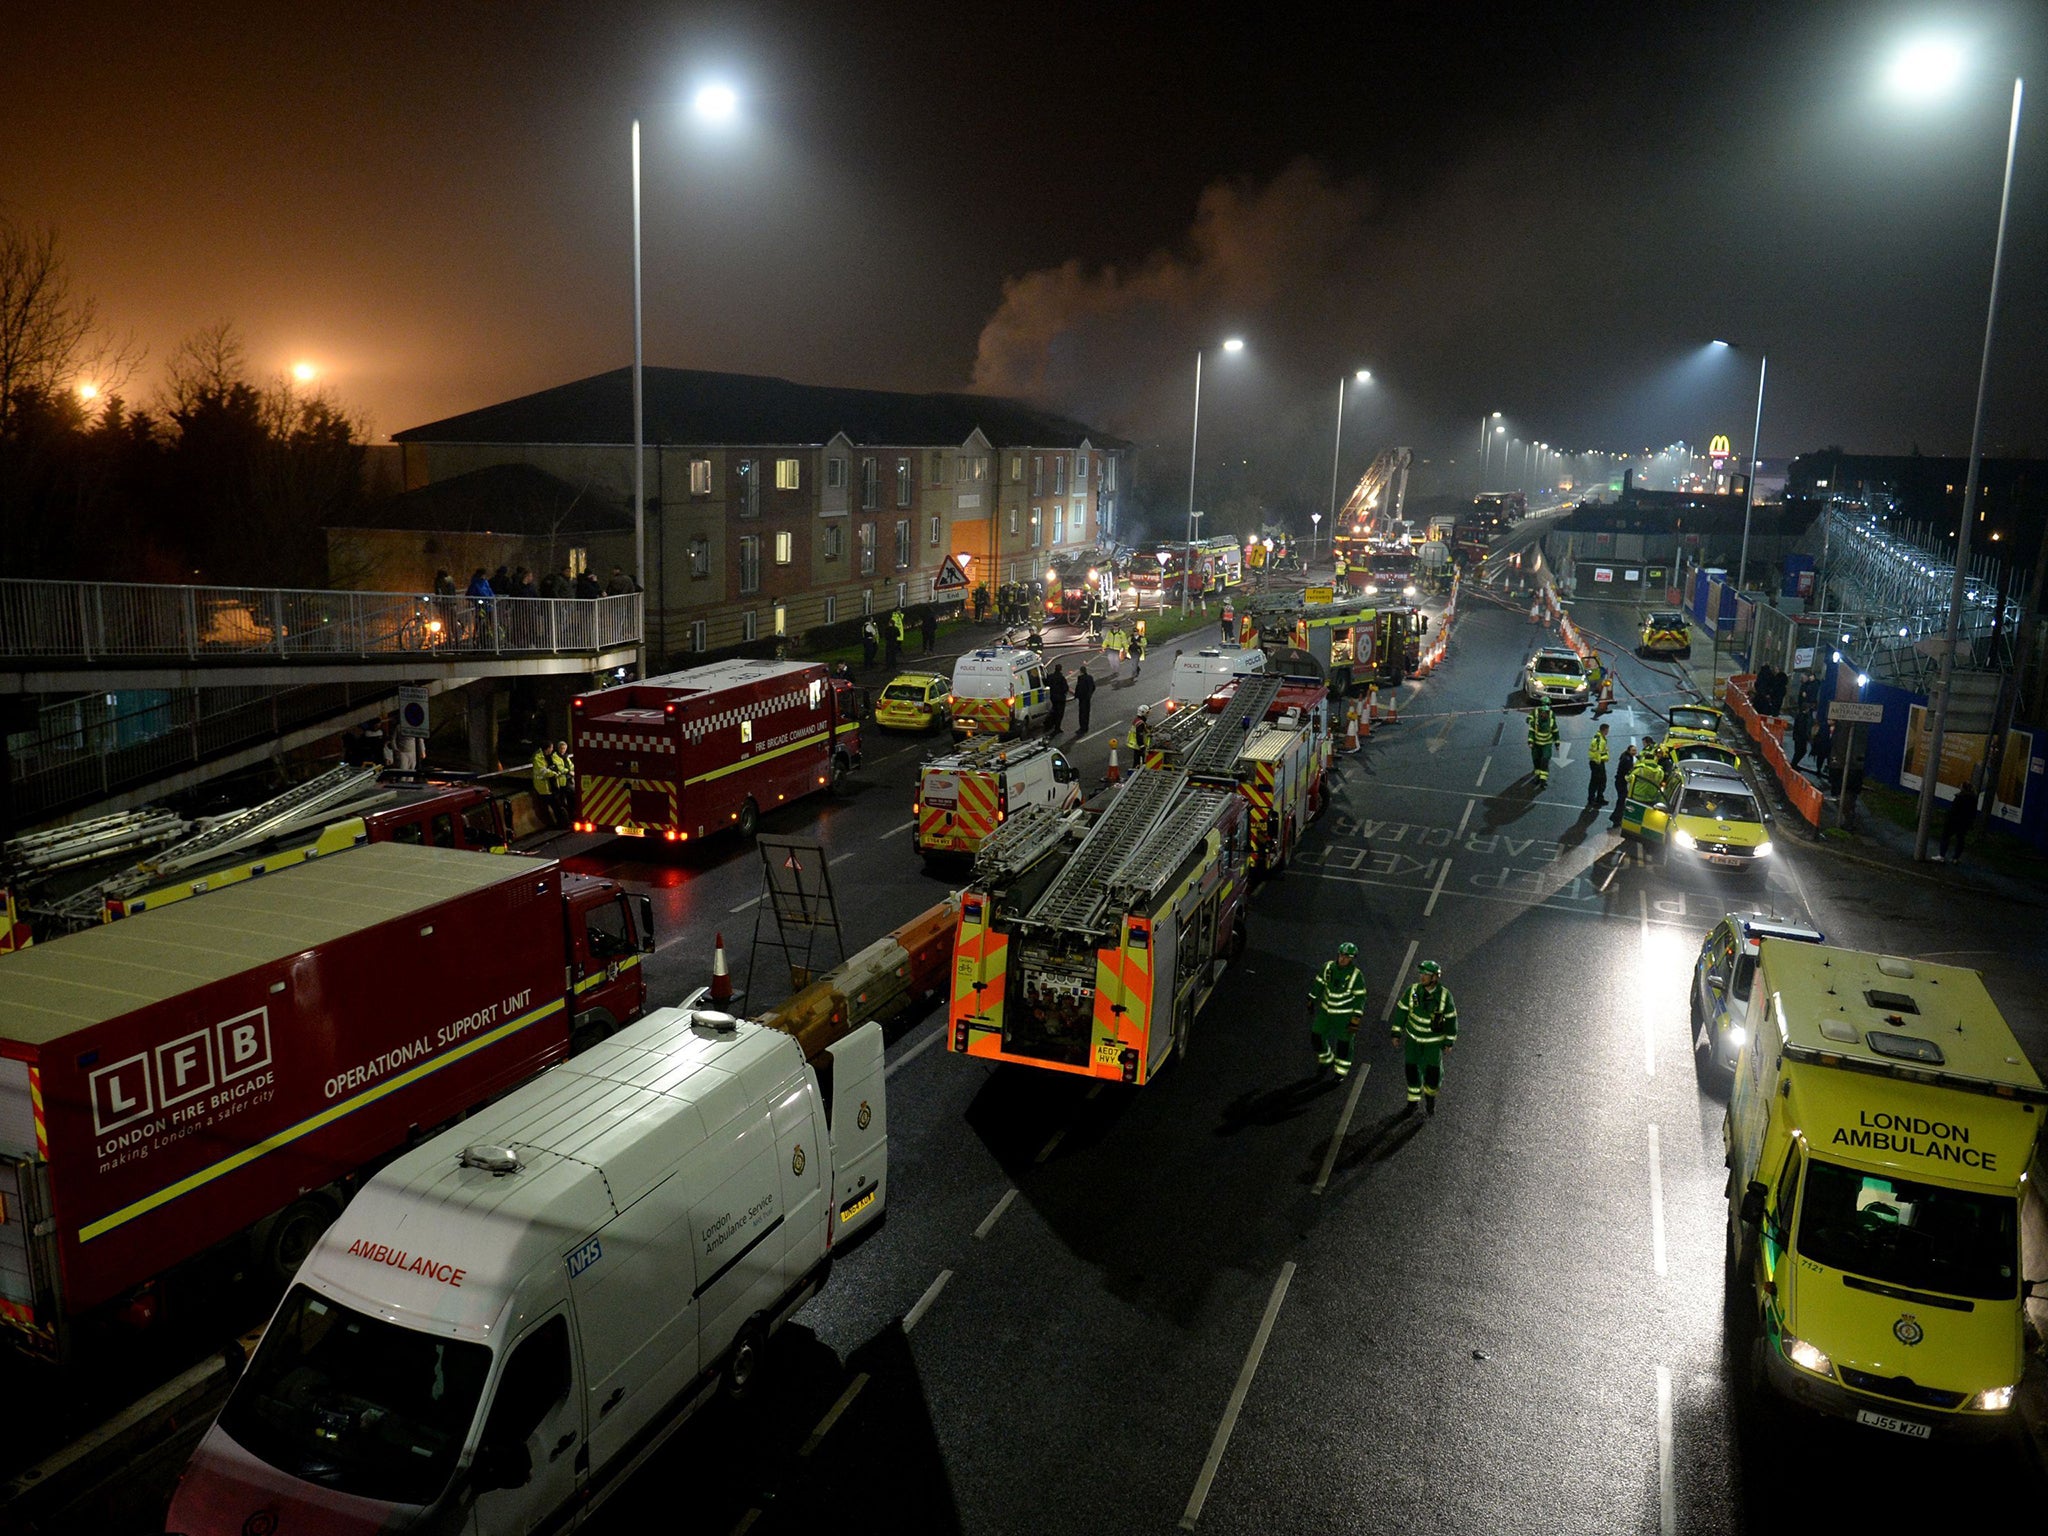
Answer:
xmin=948 ymin=763 xmax=1249 ymax=1084
xmin=1330 ymin=447 xmax=1413 ymax=567
xmin=1138 ymin=675 xmax=1330 ymax=873
xmin=572 ymin=658 xmax=862 ymax=842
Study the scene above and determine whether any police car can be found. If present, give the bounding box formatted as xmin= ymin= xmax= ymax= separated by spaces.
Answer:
xmin=1690 ymin=912 xmax=1825 ymax=1071
xmin=1522 ymin=647 xmax=1590 ymax=705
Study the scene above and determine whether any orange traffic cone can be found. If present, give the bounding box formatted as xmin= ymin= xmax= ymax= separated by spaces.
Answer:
xmin=1343 ymin=700 xmax=1361 ymax=751
xmin=710 ymin=931 xmax=733 ymax=1005
xmin=1106 ymin=740 xmax=1122 ymax=783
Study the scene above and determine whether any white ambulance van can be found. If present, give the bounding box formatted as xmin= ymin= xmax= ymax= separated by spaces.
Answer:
xmin=948 ymin=647 xmax=1050 ymax=738
xmin=166 ymin=1006 xmax=888 ymax=1535
xmin=1168 ymin=646 xmax=1267 ymax=708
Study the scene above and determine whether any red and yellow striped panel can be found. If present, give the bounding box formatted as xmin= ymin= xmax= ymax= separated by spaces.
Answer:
xmin=922 ymin=770 xmax=1003 ymax=852
xmin=953 ymin=697 xmax=1014 ymax=735
xmin=1092 ymin=918 xmax=1155 ymax=1080
xmin=29 ymin=1065 xmax=48 ymax=1157
xmin=949 ymin=907 xmax=1009 ymax=1053
xmin=577 ymin=775 xmax=678 ymax=830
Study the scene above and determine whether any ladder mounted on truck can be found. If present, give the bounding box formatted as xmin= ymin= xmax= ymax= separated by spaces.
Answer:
xmin=1023 ymin=768 xmax=1195 ymax=936
xmin=970 ymin=802 xmax=1072 ymax=884
xmin=1108 ymin=783 xmax=1237 ymax=904
xmin=1183 ymin=675 xmax=1284 ymax=776
xmin=1336 ymin=447 xmax=1413 ymax=530
xmin=2 ymin=809 xmax=191 ymax=881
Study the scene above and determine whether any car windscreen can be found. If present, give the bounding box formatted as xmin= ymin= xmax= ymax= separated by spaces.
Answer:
xmin=1535 ymin=654 xmax=1582 ymax=676
xmin=1669 ymin=707 xmax=1717 ymax=730
xmin=1676 ymin=786 xmax=1760 ymax=822
xmin=218 ymin=1286 xmax=490 ymax=1506
xmin=1649 ymin=613 xmax=1685 ymax=628
xmin=1797 ymin=1157 xmax=2019 ymax=1301
xmin=882 ymin=683 xmax=929 ymax=701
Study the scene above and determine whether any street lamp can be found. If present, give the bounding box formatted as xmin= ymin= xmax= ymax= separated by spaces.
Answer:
xmin=632 ymin=82 xmax=740 ymax=672
xmin=1184 ymin=338 xmax=1245 ymax=615
xmin=1881 ymin=41 xmax=2024 ymax=861
xmin=1477 ymin=411 xmax=1501 ymax=490
xmin=1711 ymin=340 xmax=1769 ymax=591
xmin=1328 ymin=368 xmax=1373 ymax=549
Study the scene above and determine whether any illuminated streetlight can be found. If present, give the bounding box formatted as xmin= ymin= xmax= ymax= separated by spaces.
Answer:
xmin=1185 ymin=339 xmax=1246 ymax=614
xmin=291 ymin=361 xmax=318 ymax=384
xmin=693 ymin=81 xmax=739 ymax=122
xmin=1888 ymin=37 xmax=1964 ymax=100
xmin=1222 ymin=337 xmax=1245 ymax=354
xmin=76 ymin=382 xmax=99 ymax=403
xmin=1329 ymin=367 xmax=1377 ymax=552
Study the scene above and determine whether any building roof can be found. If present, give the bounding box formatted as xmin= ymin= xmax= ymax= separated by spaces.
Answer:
xmin=327 ymin=462 xmax=633 ymax=536
xmin=394 ymin=367 xmax=1131 ymax=453
xmin=1557 ymin=498 xmax=1817 ymax=537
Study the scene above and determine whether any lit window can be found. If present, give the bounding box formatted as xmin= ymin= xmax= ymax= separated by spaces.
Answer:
xmin=774 ymin=603 xmax=787 ymax=636
xmin=1051 ymin=504 xmax=1064 ymax=543
xmin=689 ymin=459 xmax=712 ymax=496
xmin=1030 ymin=508 xmax=1042 ymax=547
xmin=1009 ymin=454 xmax=1023 ymax=481
xmin=775 ymin=458 xmax=801 ymax=490
xmin=928 ymin=451 xmax=946 ymax=484
xmin=1007 ymin=507 xmax=1019 ymax=536
xmin=775 ymin=531 xmax=793 ymax=565
xmin=929 ymin=514 xmax=941 ymax=546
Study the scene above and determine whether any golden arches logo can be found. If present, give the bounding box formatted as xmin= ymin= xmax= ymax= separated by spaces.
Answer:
xmin=1708 ymin=434 xmax=1732 ymax=458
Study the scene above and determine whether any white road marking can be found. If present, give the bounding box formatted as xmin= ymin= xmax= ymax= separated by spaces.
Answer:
xmin=729 ymin=895 xmax=763 ymax=913
xmin=876 ymin=819 xmax=917 ymax=840
xmin=1454 ymin=797 xmax=1476 ymax=839
xmin=903 ymin=1269 xmax=953 ymax=1333
xmin=828 ymin=850 xmax=858 ymax=865
xmin=1382 ymin=938 xmax=1420 ymax=1021
xmin=1180 ymin=1261 xmax=1297 ymax=1530
xmin=1035 ymin=1126 xmax=1068 ymax=1164
xmin=1313 ymin=1063 xmax=1371 ymax=1196
xmin=973 ymin=1187 xmax=1020 ymax=1239
xmin=1638 ymin=888 xmax=1650 ymax=940
xmin=1656 ymin=1365 xmax=1676 ymax=1536
xmin=1423 ymin=859 xmax=1452 ymax=917
xmin=1639 ymin=890 xmax=1656 ymax=1076
xmin=885 ymin=1025 xmax=945 ymax=1078
xmin=799 ymin=1373 xmax=870 ymax=1456
xmin=1648 ymin=1124 xmax=1668 ymax=1277
xmin=727 ymin=1509 xmax=762 ymax=1536
xmin=1474 ymin=755 xmax=1492 ymax=789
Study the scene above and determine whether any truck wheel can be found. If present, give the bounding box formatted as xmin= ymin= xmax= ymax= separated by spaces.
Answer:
xmin=723 ymin=1322 xmax=766 ymax=1400
xmin=738 ymin=798 xmax=760 ymax=839
xmin=262 ymin=1195 xmax=338 ymax=1286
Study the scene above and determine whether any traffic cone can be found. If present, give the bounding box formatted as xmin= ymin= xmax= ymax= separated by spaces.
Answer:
xmin=710 ymin=931 xmax=733 ymax=1005
xmin=1528 ymin=599 xmax=1540 ymax=625
xmin=1343 ymin=700 xmax=1361 ymax=751
xmin=1106 ymin=740 xmax=1122 ymax=783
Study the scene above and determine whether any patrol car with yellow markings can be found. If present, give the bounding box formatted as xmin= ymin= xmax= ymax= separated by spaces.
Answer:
xmin=1726 ymin=941 xmax=2047 ymax=1440
xmin=1691 ymin=912 xmax=1824 ymax=1072
xmin=948 ymin=647 xmax=1052 ymax=739
xmin=1640 ymin=609 xmax=1692 ymax=657
xmin=875 ymin=671 xmax=952 ymax=732
xmin=1665 ymin=702 xmax=1726 ymax=743
xmin=1662 ymin=762 xmax=1773 ymax=873
xmin=916 ymin=736 xmax=1081 ymax=863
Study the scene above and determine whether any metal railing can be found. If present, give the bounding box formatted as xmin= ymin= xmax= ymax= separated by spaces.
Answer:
xmin=0 ymin=579 xmax=641 ymax=663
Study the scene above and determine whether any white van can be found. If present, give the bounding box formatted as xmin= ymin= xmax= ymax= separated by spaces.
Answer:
xmin=949 ymin=647 xmax=1050 ymax=738
xmin=166 ymin=1006 xmax=887 ymax=1535
xmin=1169 ymin=645 xmax=1267 ymax=708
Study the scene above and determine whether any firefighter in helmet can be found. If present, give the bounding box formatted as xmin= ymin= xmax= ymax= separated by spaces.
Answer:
xmin=1308 ymin=941 xmax=1369 ymax=1076
xmin=1391 ymin=959 xmax=1459 ymax=1114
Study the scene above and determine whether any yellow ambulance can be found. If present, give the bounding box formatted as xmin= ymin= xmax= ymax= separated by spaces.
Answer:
xmin=1726 ymin=940 xmax=2046 ymax=1440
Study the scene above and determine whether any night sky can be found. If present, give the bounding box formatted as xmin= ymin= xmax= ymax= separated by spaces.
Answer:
xmin=8 ymin=1 xmax=2045 ymax=515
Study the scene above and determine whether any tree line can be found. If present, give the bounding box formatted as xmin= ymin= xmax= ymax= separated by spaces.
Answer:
xmin=0 ymin=218 xmax=365 ymax=588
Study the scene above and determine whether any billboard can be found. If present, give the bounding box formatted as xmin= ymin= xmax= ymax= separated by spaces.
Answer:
xmin=1898 ymin=705 xmax=2025 ymax=806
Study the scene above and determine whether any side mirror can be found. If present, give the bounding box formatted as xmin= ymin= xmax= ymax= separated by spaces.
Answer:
xmin=634 ymin=895 xmax=655 ymax=954
xmin=1739 ymin=1180 xmax=1768 ymax=1229
xmin=471 ymin=1438 xmax=533 ymax=1494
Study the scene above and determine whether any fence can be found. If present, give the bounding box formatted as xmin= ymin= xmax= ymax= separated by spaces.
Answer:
xmin=0 ymin=580 xmax=640 ymax=663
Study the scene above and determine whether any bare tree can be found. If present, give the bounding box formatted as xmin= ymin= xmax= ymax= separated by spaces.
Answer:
xmin=0 ymin=217 xmax=139 ymax=430
xmin=159 ymin=319 xmax=247 ymax=416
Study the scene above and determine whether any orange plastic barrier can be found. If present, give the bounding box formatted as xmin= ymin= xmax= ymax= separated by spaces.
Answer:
xmin=1724 ymin=674 xmax=1823 ymax=827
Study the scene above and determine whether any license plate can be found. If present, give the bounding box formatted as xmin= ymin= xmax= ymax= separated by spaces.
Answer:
xmin=1707 ymin=853 xmax=1744 ymax=867
xmin=1094 ymin=1040 xmax=1123 ymax=1066
xmin=1855 ymin=1409 xmax=1931 ymax=1439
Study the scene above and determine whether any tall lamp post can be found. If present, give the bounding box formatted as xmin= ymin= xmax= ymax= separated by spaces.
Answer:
xmin=630 ymin=82 xmax=738 ymax=675
xmin=1184 ymin=338 xmax=1244 ymax=615
xmin=1477 ymin=411 xmax=1500 ymax=490
xmin=1887 ymin=41 xmax=2025 ymax=861
xmin=1328 ymin=369 xmax=1372 ymax=546
xmin=1711 ymin=341 xmax=1769 ymax=591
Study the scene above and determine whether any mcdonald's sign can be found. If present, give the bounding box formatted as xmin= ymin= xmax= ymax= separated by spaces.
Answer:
xmin=1709 ymin=433 xmax=1731 ymax=466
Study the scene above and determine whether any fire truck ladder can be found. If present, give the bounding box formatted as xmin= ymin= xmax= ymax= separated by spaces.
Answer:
xmin=3 ymin=808 xmax=190 ymax=881
xmin=1148 ymin=707 xmax=1213 ymax=761
xmin=1183 ymin=675 xmax=1284 ymax=775
xmin=971 ymin=802 xmax=1072 ymax=883
xmin=36 ymin=763 xmax=381 ymax=927
xmin=1024 ymin=767 xmax=1188 ymax=933
xmin=1107 ymin=784 xmax=1237 ymax=903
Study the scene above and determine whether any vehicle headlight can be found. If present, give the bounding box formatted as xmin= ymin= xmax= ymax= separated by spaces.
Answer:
xmin=1403 ymin=584 xmax=1417 ymax=597
xmin=1970 ymin=1384 xmax=2017 ymax=1412
xmin=1726 ymin=1024 xmax=1747 ymax=1050
xmin=1672 ymin=829 xmax=1697 ymax=850
xmin=1364 ymin=583 xmax=1379 ymax=595
xmin=1783 ymin=1334 xmax=1834 ymax=1379
xmin=1754 ymin=840 xmax=1773 ymax=858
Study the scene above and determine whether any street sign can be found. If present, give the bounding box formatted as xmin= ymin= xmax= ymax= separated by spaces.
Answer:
xmin=1792 ymin=646 xmax=1815 ymax=670
xmin=396 ymin=686 xmax=430 ymax=739
xmin=1305 ymin=585 xmax=1334 ymax=605
xmin=934 ymin=554 xmax=970 ymax=592
xmin=1828 ymin=701 xmax=1883 ymax=724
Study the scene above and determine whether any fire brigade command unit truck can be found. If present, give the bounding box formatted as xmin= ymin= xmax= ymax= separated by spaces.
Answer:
xmin=948 ymin=760 xmax=1249 ymax=1084
xmin=168 ymin=1001 xmax=889 ymax=1536
xmin=0 ymin=841 xmax=651 ymax=1359
xmin=1726 ymin=940 xmax=2046 ymax=1441
xmin=916 ymin=736 xmax=1082 ymax=863
xmin=572 ymin=658 xmax=862 ymax=843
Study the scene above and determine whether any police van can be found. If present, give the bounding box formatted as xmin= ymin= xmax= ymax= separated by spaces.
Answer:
xmin=948 ymin=647 xmax=1050 ymax=739
xmin=1168 ymin=646 xmax=1267 ymax=709
xmin=167 ymin=1004 xmax=888 ymax=1534
xmin=1726 ymin=941 xmax=2047 ymax=1440
xmin=916 ymin=736 xmax=1081 ymax=862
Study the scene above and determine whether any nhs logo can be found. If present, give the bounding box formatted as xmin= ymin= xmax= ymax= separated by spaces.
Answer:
xmin=89 ymin=1008 xmax=274 ymax=1136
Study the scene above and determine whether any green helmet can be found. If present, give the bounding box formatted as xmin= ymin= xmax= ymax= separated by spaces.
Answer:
xmin=1337 ymin=941 xmax=1357 ymax=957
xmin=1418 ymin=959 xmax=1442 ymax=977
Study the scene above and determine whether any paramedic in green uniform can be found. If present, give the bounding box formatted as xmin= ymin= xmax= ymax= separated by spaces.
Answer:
xmin=1391 ymin=959 xmax=1459 ymax=1114
xmin=1527 ymin=700 xmax=1559 ymax=785
xmin=1308 ymin=941 xmax=1368 ymax=1077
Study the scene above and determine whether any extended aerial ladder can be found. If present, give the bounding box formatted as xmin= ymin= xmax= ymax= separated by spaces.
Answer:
xmin=1334 ymin=448 xmax=1413 ymax=548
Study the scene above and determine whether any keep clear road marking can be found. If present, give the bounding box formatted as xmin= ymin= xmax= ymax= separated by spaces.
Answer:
xmin=1475 ymin=755 xmax=1492 ymax=790
xmin=1313 ymin=939 xmax=1413 ymax=1197
xmin=1423 ymin=859 xmax=1453 ymax=917
xmin=886 ymin=1024 xmax=945 ymax=1079
xmin=974 ymin=1187 xmax=1019 ymax=1239
xmin=1454 ymin=797 xmax=1477 ymax=840
xmin=903 ymin=1269 xmax=953 ymax=1333
xmin=876 ymin=818 xmax=917 ymax=840
xmin=1180 ymin=1261 xmax=1297 ymax=1531
xmin=1647 ymin=1124 xmax=1668 ymax=1277
xmin=1655 ymin=1365 xmax=1676 ymax=1536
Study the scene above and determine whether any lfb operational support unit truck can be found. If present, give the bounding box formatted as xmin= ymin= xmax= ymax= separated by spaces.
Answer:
xmin=0 ymin=842 xmax=651 ymax=1360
